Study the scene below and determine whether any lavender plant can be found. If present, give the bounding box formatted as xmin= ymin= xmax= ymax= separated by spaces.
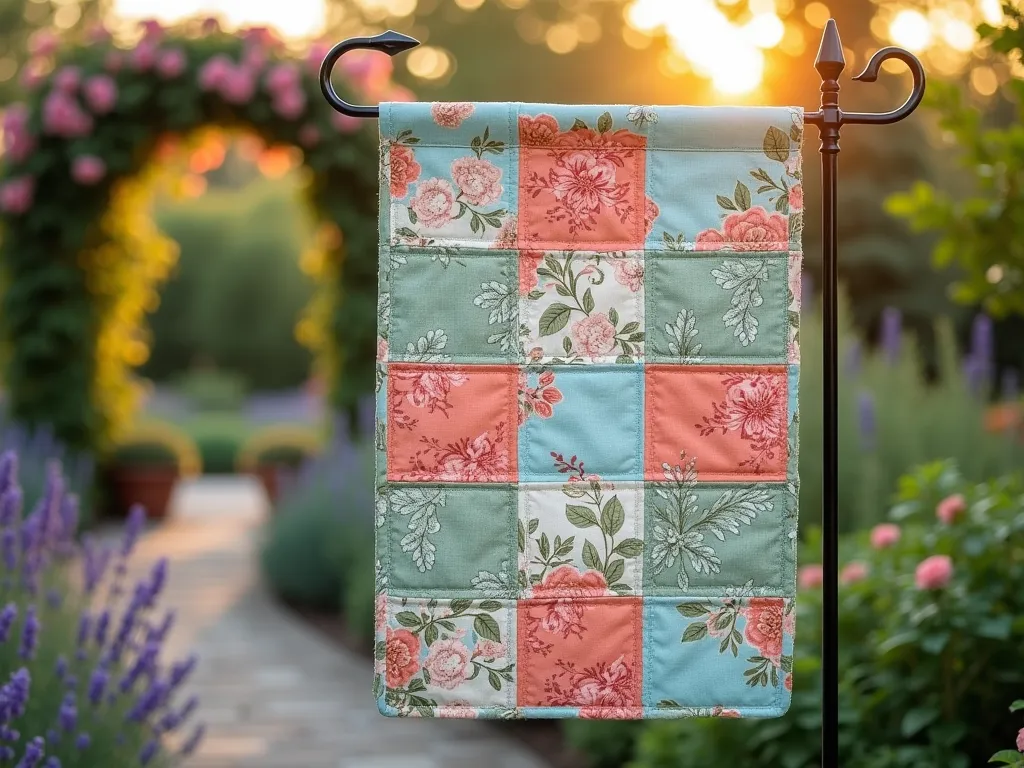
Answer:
xmin=0 ymin=450 xmax=203 ymax=766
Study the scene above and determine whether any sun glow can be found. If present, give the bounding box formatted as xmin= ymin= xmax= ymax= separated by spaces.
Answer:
xmin=625 ymin=0 xmax=774 ymax=95
xmin=110 ymin=0 xmax=326 ymax=39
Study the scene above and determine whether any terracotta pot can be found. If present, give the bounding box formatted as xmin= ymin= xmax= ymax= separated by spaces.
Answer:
xmin=109 ymin=465 xmax=179 ymax=519
xmin=253 ymin=464 xmax=279 ymax=504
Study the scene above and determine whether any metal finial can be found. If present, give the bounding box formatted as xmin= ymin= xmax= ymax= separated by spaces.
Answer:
xmin=814 ymin=19 xmax=846 ymax=81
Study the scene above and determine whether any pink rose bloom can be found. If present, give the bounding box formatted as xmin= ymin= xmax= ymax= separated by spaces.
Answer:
xmin=743 ymin=598 xmax=787 ymax=666
xmin=400 ymin=369 xmax=467 ymax=411
xmin=409 ymin=178 xmax=456 ymax=229
xmin=437 ymin=431 xmax=509 ymax=482
xmin=331 ymin=111 xmax=362 ymax=134
xmin=19 ymin=63 xmax=46 ymax=91
xmin=1017 ymin=727 xmax=1024 ymax=753
xmin=298 ymin=124 xmax=320 ymax=148
xmin=130 ymin=40 xmax=158 ymax=72
xmin=3 ymin=105 xmax=35 ymax=163
xmin=198 ymin=55 xmax=232 ymax=92
xmin=272 ymin=89 xmax=306 ymax=120
xmin=798 ymin=564 xmax=823 ymax=590
xmin=695 ymin=206 xmax=788 ymax=251
xmin=528 ymin=346 xmax=543 ymax=361
xmin=53 ymin=66 xmax=82 ymax=93
xmin=575 ymin=656 xmax=634 ymax=707
xmin=532 ymin=566 xmax=609 ymax=636
xmin=385 ymin=628 xmax=420 ymax=688
xmin=28 ymin=29 xmax=59 ymax=58
xmin=580 ymin=706 xmax=644 ymax=720
xmin=915 ymin=554 xmax=953 ymax=590
xmin=721 ymin=375 xmax=787 ymax=441
xmin=870 ymin=523 xmax=901 ymax=550
xmin=201 ymin=17 xmax=221 ymax=34
xmin=519 ymin=113 xmax=560 ymax=145
xmin=104 ymin=51 xmax=124 ymax=74
xmin=423 ymin=637 xmax=470 ymax=690
xmin=839 ymin=561 xmax=868 ymax=585
xmin=450 ymin=156 xmax=502 ymax=207
xmin=156 ymin=48 xmax=187 ymax=80
xmin=551 ymin=152 xmax=618 ymax=215
xmin=376 ymin=338 xmax=388 ymax=362
xmin=265 ymin=63 xmax=301 ymax=94
xmin=138 ymin=19 xmax=164 ymax=40
xmin=788 ymin=183 xmax=803 ymax=212
xmin=0 ymin=176 xmax=35 ymax=215
xmin=71 ymin=155 xmax=106 ymax=186
xmin=936 ymin=493 xmax=966 ymax=525
xmin=571 ymin=312 xmax=617 ymax=359
xmin=431 ymin=102 xmax=474 ymax=129
xmin=42 ymin=91 xmax=92 ymax=138
xmin=83 ymin=75 xmax=117 ymax=115
xmin=220 ymin=66 xmax=257 ymax=105
xmin=612 ymin=257 xmax=644 ymax=292
xmin=85 ymin=22 xmax=111 ymax=44
xmin=473 ymin=639 xmax=505 ymax=659
xmin=242 ymin=26 xmax=279 ymax=49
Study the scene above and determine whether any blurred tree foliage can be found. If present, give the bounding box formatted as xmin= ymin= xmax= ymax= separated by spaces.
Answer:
xmin=0 ymin=0 xmax=103 ymax=103
xmin=148 ymin=171 xmax=316 ymax=391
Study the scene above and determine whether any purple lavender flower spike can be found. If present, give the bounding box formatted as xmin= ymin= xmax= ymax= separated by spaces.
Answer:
xmin=0 ymin=452 xmax=17 ymax=496
xmin=139 ymin=739 xmax=159 ymax=766
xmin=14 ymin=736 xmax=44 ymax=768
xmin=0 ymin=488 xmax=22 ymax=528
xmin=58 ymin=494 xmax=78 ymax=547
xmin=119 ymin=641 xmax=159 ymax=694
xmin=74 ymin=733 xmax=89 ymax=750
xmin=121 ymin=505 xmax=146 ymax=558
xmin=45 ymin=589 xmax=61 ymax=609
xmin=128 ymin=679 xmax=169 ymax=722
xmin=147 ymin=610 xmax=175 ymax=644
xmin=970 ymin=313 xmax=995 ymax=378
xmin=58 ymin=693 xmax=76 ymax=733
xmin=0 ymin=603 xmax=17 ymax=642
xmin=357 ymin=394 xmax=376 ymax=437
xmin=19 ymin=605 xmax=38 ymax=660
xmin=86 ymin=667 xmax=108 ymax=707
xmin=159 ymin=694 xmax=198 ymax=733
xmin=858 ymin=392 xmax=876 ymax=452
xmin=880 ymin=307 xmax=902 ymax=364
xmin=169 ymin=654 xmax=198 ymax=691
xmin=55 ymin=656 xmax=67 ymax=680
xmin=181 ymin=724 xmax=205 ymax=757
xmin=2 ymin=527 xmax=17 ymax=574
xmin=143 ymin=558 xmax=168 ymax=609
xmin=94 ymin=609 xmax=110 ymax=648
xmin=43 ymin=758 xmax=60 ymax=768
xmin=964 ymin=355 xmax=984 ymax=396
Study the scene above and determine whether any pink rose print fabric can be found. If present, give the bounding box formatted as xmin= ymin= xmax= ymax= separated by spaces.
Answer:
xmin=375 ymin=103 xmax=801 ymax=720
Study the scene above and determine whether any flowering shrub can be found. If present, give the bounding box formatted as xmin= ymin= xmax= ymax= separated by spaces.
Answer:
xmin=989 ymin=699 xmax=1024 ymax=767
xmin=567 ymin=461 xmax=1024 ymax=767
xmin=0 ymin=19 xmax=402 ymax=451
xmin=0 ymin=449 xmax=202 ymax=766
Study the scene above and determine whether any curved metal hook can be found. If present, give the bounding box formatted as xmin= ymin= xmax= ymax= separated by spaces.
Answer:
xmin=319 ymin=30 xmax=420 ymax=118
xmin=844 ymin=46 xmax=926 ymax=125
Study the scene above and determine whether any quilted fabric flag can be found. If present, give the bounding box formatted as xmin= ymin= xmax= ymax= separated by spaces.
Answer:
xmin=373 ymin=102 xmax=802 ymax=719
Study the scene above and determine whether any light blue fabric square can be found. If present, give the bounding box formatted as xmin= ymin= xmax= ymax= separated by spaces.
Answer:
xmin=643 ymin=597 xmax=792 ymax=716
xmin=519 ymin=365 xmax=643 ymax=482
xmin=383 ymin=102 xmax=515 ymax=148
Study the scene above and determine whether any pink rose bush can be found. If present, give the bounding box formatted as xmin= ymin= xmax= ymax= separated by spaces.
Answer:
xmin=870 ymin=523 xmax=901 ymax=549
xmin=156 ymin=48 xmax=187 ymax=79
xmin=915 ymin=554 xmax=953 ymax=590
xmin=70 ymin=155 xmax=106 ymax=186
xmin=797 ymin=564 xmax=823 ymax=590
xmin=840 ymin=561 xmax=869 ymax=585
xmin=42 ymin=91 xmax=92 ymax=138
xmin=82 ymin=75 xmax=118 ymax=114
xmin=0 ymin=177 xmax=35 ymax=215
xmin=2 ymin=105 xmax=35 ymax=163
xmin=936 ymin=493 xmax=967 ymax=525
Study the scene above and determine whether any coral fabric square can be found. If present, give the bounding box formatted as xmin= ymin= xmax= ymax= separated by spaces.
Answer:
xmin=518 ymin=111 xmax=647 ymax=252
xmin=386 ymin=363 xmax=518 ymax=482
xmin=517 ymin=595 xmax=643 ymax=713
xmin=645 ymin=365 xmax=789 ymax=482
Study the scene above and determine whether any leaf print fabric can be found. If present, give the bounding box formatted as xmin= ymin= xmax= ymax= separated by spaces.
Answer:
xmin=375 ymin=102 xmax=801 ymax=720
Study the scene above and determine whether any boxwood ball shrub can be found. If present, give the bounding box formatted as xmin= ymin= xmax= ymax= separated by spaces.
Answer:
xmin=0 ymin=449 xmax=203 ymax=766
xmin=613 ymin=461 xmax=1024 ymax=768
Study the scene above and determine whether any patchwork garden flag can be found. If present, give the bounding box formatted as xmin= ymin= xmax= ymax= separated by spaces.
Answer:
xmin=373 ymin=102 xmax=802 ymax=719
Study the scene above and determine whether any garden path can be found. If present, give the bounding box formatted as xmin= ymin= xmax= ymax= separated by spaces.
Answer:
xmin=128 ymin=476 xmax=551 ymax=768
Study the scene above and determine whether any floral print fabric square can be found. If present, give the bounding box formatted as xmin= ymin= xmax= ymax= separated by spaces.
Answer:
xmin=375 ymin=102 xmax=802 ymax=720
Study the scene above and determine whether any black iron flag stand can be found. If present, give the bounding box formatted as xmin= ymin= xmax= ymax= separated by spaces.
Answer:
xmin=319 ymin=19 xmax=925 ymax=766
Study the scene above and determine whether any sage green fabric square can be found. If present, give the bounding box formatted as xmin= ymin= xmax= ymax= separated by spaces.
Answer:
xmin=646 ymin=253 xmax=788 ymax=364
xmin=643 ymin=480 xmax=791 ymax=596
xmin=388 ymin=248 xmax=519 ymax=363
xmin=386 ymin=484 xmax=517 ymax=598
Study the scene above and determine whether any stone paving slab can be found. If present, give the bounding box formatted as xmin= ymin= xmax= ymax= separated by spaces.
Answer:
xmin=127 ymin=477 xmax=552 ymax=768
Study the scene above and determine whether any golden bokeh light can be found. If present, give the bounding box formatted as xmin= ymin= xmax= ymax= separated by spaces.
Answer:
xmin=546 ymin=22 xmax=579 ymax=54
xmin=454 ymin=0 xmax=485 ymax=10
xmin=888 ymin=9 xmax=931 ymax=52
xmin=576 ymin=14 xmax=602 ymax=44
xmin=744 ymin=12 xmax=785 ymax=49
xmin=970 ymin=65 xmax=998 ymax=96
xmin=501 ymin=0 xmax=530 ymax=8
xmin=406 ymin=45 xmax=452 ymax=79
xmin=779 ymin=23 xmax=805 ymax=56
xmin=803 ymin=2 xmax=830 ymax=29
xmin=515 ymin=11 xmax=546 ymax=44
xmin=621 ymin=24 xmax=652 ymax=50
xmin=386 ymin=0 xmax=419 ymax=18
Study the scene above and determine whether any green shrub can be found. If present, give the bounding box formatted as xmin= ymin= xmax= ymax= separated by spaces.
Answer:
xmin=616 ymin=461 xmax=1024 ymax=768
xmin=174 ymin=368 xmax=247 ymax=412
xmin=110 ymin=441 xmax=178 ymax=468
xmin=339 ymin=527 xmax=376 ymax=645
xmin=799 ymin=293 xmax=1019 ymax=532
xmin=192 ymin=432 xmax=239 ymax=475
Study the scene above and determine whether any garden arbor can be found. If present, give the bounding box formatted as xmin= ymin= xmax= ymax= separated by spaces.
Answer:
xmin=0 ymin=19 xmax=389 ymax=451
